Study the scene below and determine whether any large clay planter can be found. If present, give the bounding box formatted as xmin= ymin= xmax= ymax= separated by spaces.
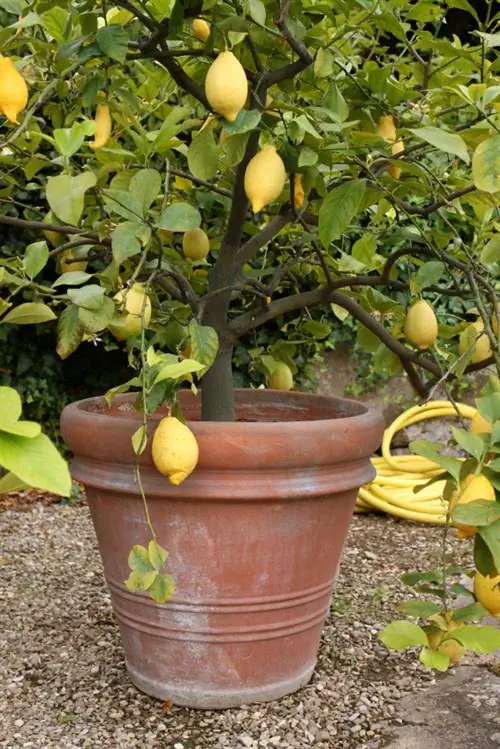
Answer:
xmin=61 ymin=389 xmax=383 ymax=709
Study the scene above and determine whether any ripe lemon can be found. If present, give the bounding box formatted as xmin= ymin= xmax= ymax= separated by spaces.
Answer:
xmin=205 ymin=51 xmax=248 ymax=123
xmin=470 ymin=410 xmax=492 ymax=435
xmin=152 ymin=416 xmax=199 ymax=486
xmin=192 ymin=18 xmax=210 ymax=41
xmin=427 ymin=617 xmax=465 ymax=665
xmin=108 ymin=283 xmax=152 ymax=341
xmin=182 ymin=228 xmax=210 ymax=261
xmin=294 ymin=174 xmax=305 ymax=210
xmin=474 ymin=570 xmax=500 ymax=617
xmin=90 ymin=103 xmax=112 ymax=150
xmin=0 ymin=55 xmax=28 ymax=123
xmin=376 ymin=114 xmax=397 ymax=142
xmin=459 ymin=320 xmax=492 ymax=363
xmin=244 ymin=146 xmax=286 ymax=213
xmin=404 ymin=300 xmax=438 ymax=350
xmin=268 ymin=362 xmax=294 ymax=391
xmin=390 ymin=139 xmax=404 ymax=179
xmin=492 ymin=305 xmax=499 ymax=337
xmin=449 ymin=474 xmax=496 ymax=539
xmin=60 ymin=250 xmax=88 ymax=274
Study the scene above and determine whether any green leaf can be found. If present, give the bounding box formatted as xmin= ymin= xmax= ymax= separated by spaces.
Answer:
xmin=474 ymin=534 xmax=497 ymax=577
xmin=187 ymin=125 xmax=219 ymax=181
xmin=476 ymin=393 xmax=500 ymax=424
xmin=56 ymin=305 xmax=83 ymax=359
xmin=96 ymin=25 xmax=129 ymax=62
xmin=398 ymin=600 xmax=442 ymax=618
xmin=410 ymin=440 xmax=462 ymax=482
xmin=103 ymin=189 xmax=144 ymax=221
xmin=47 ymin=172 xmax=97 ymax=225
xmin=379 ymin=620 xmax=429 ymax=649
xmin=451 ymin=426 xmax=486 ymax=461
xmin=352 ymin=234 xmax=376 ymax=266
xmin=153 ymin=358 xmax=205 ymax=385
xmin=410 ymin=261 xmax=445 ymax=294
xmin=131 ymin=425 xmax=147 ymax=456
xmin=148 ymin=539 xmax=168 ymax=571
xmin=128 ymin=544 xmax=153 ymax=573
xmin=248 ymin=0 xmax=266 ymax=25
xmin=157 ymin=203 xmax=201 ymax=232
xmin=54 ymin=121 xmax=95 ymax=158
xmin=78 ymin=297 xmax=115 ymax=333
xmin=319 ymin=180 xmax=365 ymax=247
xmin=112 ymin=222 xmax=142 ymax=265
xmin=478 ymin=519 xmax=500 ymax=573
xmin=125 ymin=569 xmax=158 ymax=593
xmin=0 ymin=0 xmax=23 ymax=14
xmin=481 ymin=237 xmax=500 ymax=264
xmin=0 ymin=471 xmax=29 ymax=493
xmin=53 ymin=270 xmax=93 ymax=288
xmin=0 ymin=431 xmax=71 ymax=496
xmin=188 ymin=321 xmax=219 ymax=376
xmin=221 ymin=109 xmax=261 ymax=135
xmin=453 ymin=500 xmax=500 ymax=527
xmin=129 ymin=169 xmax=162 ymax=213
xmin=150 ymin=106 xmax=191 ymax=153
xmin=23 ymin=241 xmax=49 ymax=279
xmin=451 ymin=602 xmax=490 ymax=621
xmin=410 ymin=127 xmax=470 ymax=164
xmin=42 ymin=6 xmax=67 ymax=41
xmin=67 ymin=284 xmax=105 ymax=310
xmin=0 ymin=420 xmax=41 ymax=438
xmin=419 ymin=647 xmax=450 ymax=672
xmin=314 ymin=47 xmax=334 ymax=79
xmin=298 ymin=147 xmax=318 ymax=167
xmin=148 ymin=572 xmax=175 ymax=603
xmin=0 ymin=386 xmax=22 ymax=424
xmin=1 ymin=303 xmax=56 ymax=325
xmin=103 ymin=377 xmax=141 ymax=406
xmin=453 ymin=625 xmax=500 ymax=652
xmin=472 ymin=136 xmax=500 ymax=194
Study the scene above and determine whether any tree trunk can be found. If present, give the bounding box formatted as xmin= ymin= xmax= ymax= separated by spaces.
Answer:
xmin=201 ymin=344 xmax=235 ymax=421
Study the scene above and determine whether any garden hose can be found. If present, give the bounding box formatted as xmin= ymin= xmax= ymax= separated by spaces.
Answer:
xmin=356 ymin=401 xmax=477 ymax=524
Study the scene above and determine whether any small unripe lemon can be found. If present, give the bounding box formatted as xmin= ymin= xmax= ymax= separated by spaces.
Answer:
xmin=90 ymin=103 xmax=112 ymax=151
xmin=192 ymin=18 xmax=210 ymax=42
xmin=244 ymin=146 xmax=286 ymax=213
xmin=182 ymin=228 xmax=210 ymax=261
xmin=109 ymin=283 xmax=152 ymax=341
xmin=0 ymin=55 xmax=28 ymax=123
xmin=268 ymin=362 xmax=294 ymax=391
xmin=449 ymin=474 xmax=496 ymax=539
xmin=470 ymin=411 xmax=492 ymax=435
xmin=60 ymin=250 xmax=88 ymax=274
xmin=152 ymin=416 xmax=199 ymax=486
xmin=459 ymin=320 xmax=492 ymax=363
xmin=474 ymin=570 xmax=500 ymax=617
xmin=427 ymin=617 xmax=465 ymax=665
xmin=205 ymin=51 xmax=248 ymax=123
xmin=404 ymin=300 xmax=438 ymax=350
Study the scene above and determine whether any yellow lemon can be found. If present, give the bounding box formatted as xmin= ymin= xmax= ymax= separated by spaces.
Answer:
xmin=205 ymin=51 xmax=248 ymax=123
xmin=90 ymin=103 xmax=112 ymax=151
xmin=293 ymin=174 xmax=305 ymax=210
xmin=459 ymin=320 xmax=492 ymax=363
xmin=404 ymin=300 xmax=438 ymax=350
xmin=0 ymin=55 xmax=28 ymax=123
xmin=108 ymin=283 xmax=152 ymax=341
xmin=390 ymin=139 xmax=404 ymax=179
xmin=182 ymin=228 xmax=210 ymax=261
xmin=474 ymin=571 xmax=500 ymax=617
xmin=152 ymin=416 xmax=199 ymax=486
xmin=376 ymin=114 xmax=397 ymax=142
xmin=244 ymin=146 xmax=286 ymax=213
xmin=492 ymin=305 xmax=499 ymax=337
xmin=449 ymin=474 xmax=496 ymax=539
xmin=192 ymin=18 xmax=210 ymax=41
xmin=470 ymin=411 xmax=492 ymax=435
xmin=60 ymin=250 xmax=88 ymax=274
xmin=43 ymin=212 xmax=63 ymax=248
xmin=268 ymin=362 xmax=294 ymax=391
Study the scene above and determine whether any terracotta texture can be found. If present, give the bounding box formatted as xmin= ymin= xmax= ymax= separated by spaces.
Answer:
xmin=61 ymin=389 xmax=383 ymax=708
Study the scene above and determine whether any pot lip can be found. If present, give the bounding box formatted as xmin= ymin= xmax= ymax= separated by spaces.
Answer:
xmin=62 ymin=389 xmax=383 ymax=431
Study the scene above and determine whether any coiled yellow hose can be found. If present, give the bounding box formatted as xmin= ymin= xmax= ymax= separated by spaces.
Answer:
xmin=356 ymin=401 xmax=477 ymax=524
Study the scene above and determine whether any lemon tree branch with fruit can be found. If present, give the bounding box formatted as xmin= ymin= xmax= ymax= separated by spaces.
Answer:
xmin=0 ymin=1 xmax=499 ymax=613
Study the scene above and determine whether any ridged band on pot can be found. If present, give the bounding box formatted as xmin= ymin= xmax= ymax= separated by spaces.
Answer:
xmin=61 ymin=389 xmax=383 ymax=708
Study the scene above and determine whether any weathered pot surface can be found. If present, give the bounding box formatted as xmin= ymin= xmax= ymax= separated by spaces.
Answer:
xmin=61 ymin=388 xmax=383 ymax=709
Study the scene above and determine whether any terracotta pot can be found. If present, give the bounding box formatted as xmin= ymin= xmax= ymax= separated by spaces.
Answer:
xmin=61 ymin=389 xmax=383 ymax=708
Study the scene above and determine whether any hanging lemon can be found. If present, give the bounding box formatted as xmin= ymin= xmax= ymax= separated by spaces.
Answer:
xmin=182 ymin=228 xmax=210 ymax=261
xmin=0 ymin=55 xmax=28 ymax=123
xmin=244 ymin=146 xmax=286 ymax=213
xmin=404 ymin=300 xmax=438 ymax=350
xmin=152 ymin=416 xmax=199 ymax=486
xmin=90 ymin=103 xmax=112 ymax=151
xmin=205 ymin=51 xmax=248 ymax=122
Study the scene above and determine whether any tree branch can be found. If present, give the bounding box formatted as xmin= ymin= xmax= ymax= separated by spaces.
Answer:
xmin=236 ymin=210 xmax=293 ymax=266
xmin=0 ymin=213 xmax=102 ymax=240
xmin=154 ymin=48 xmax=210 ymax=109
xmin=273 ymin=1 xmax=314 ymax=64
xmin=169 ymin=168 xmax=232 ymax=198
xmin=114 ymin=0 xmax=158 ymax=31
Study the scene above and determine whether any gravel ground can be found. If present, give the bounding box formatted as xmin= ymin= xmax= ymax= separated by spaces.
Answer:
xmin=0 ymin=504 xmax=478 ymax=749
